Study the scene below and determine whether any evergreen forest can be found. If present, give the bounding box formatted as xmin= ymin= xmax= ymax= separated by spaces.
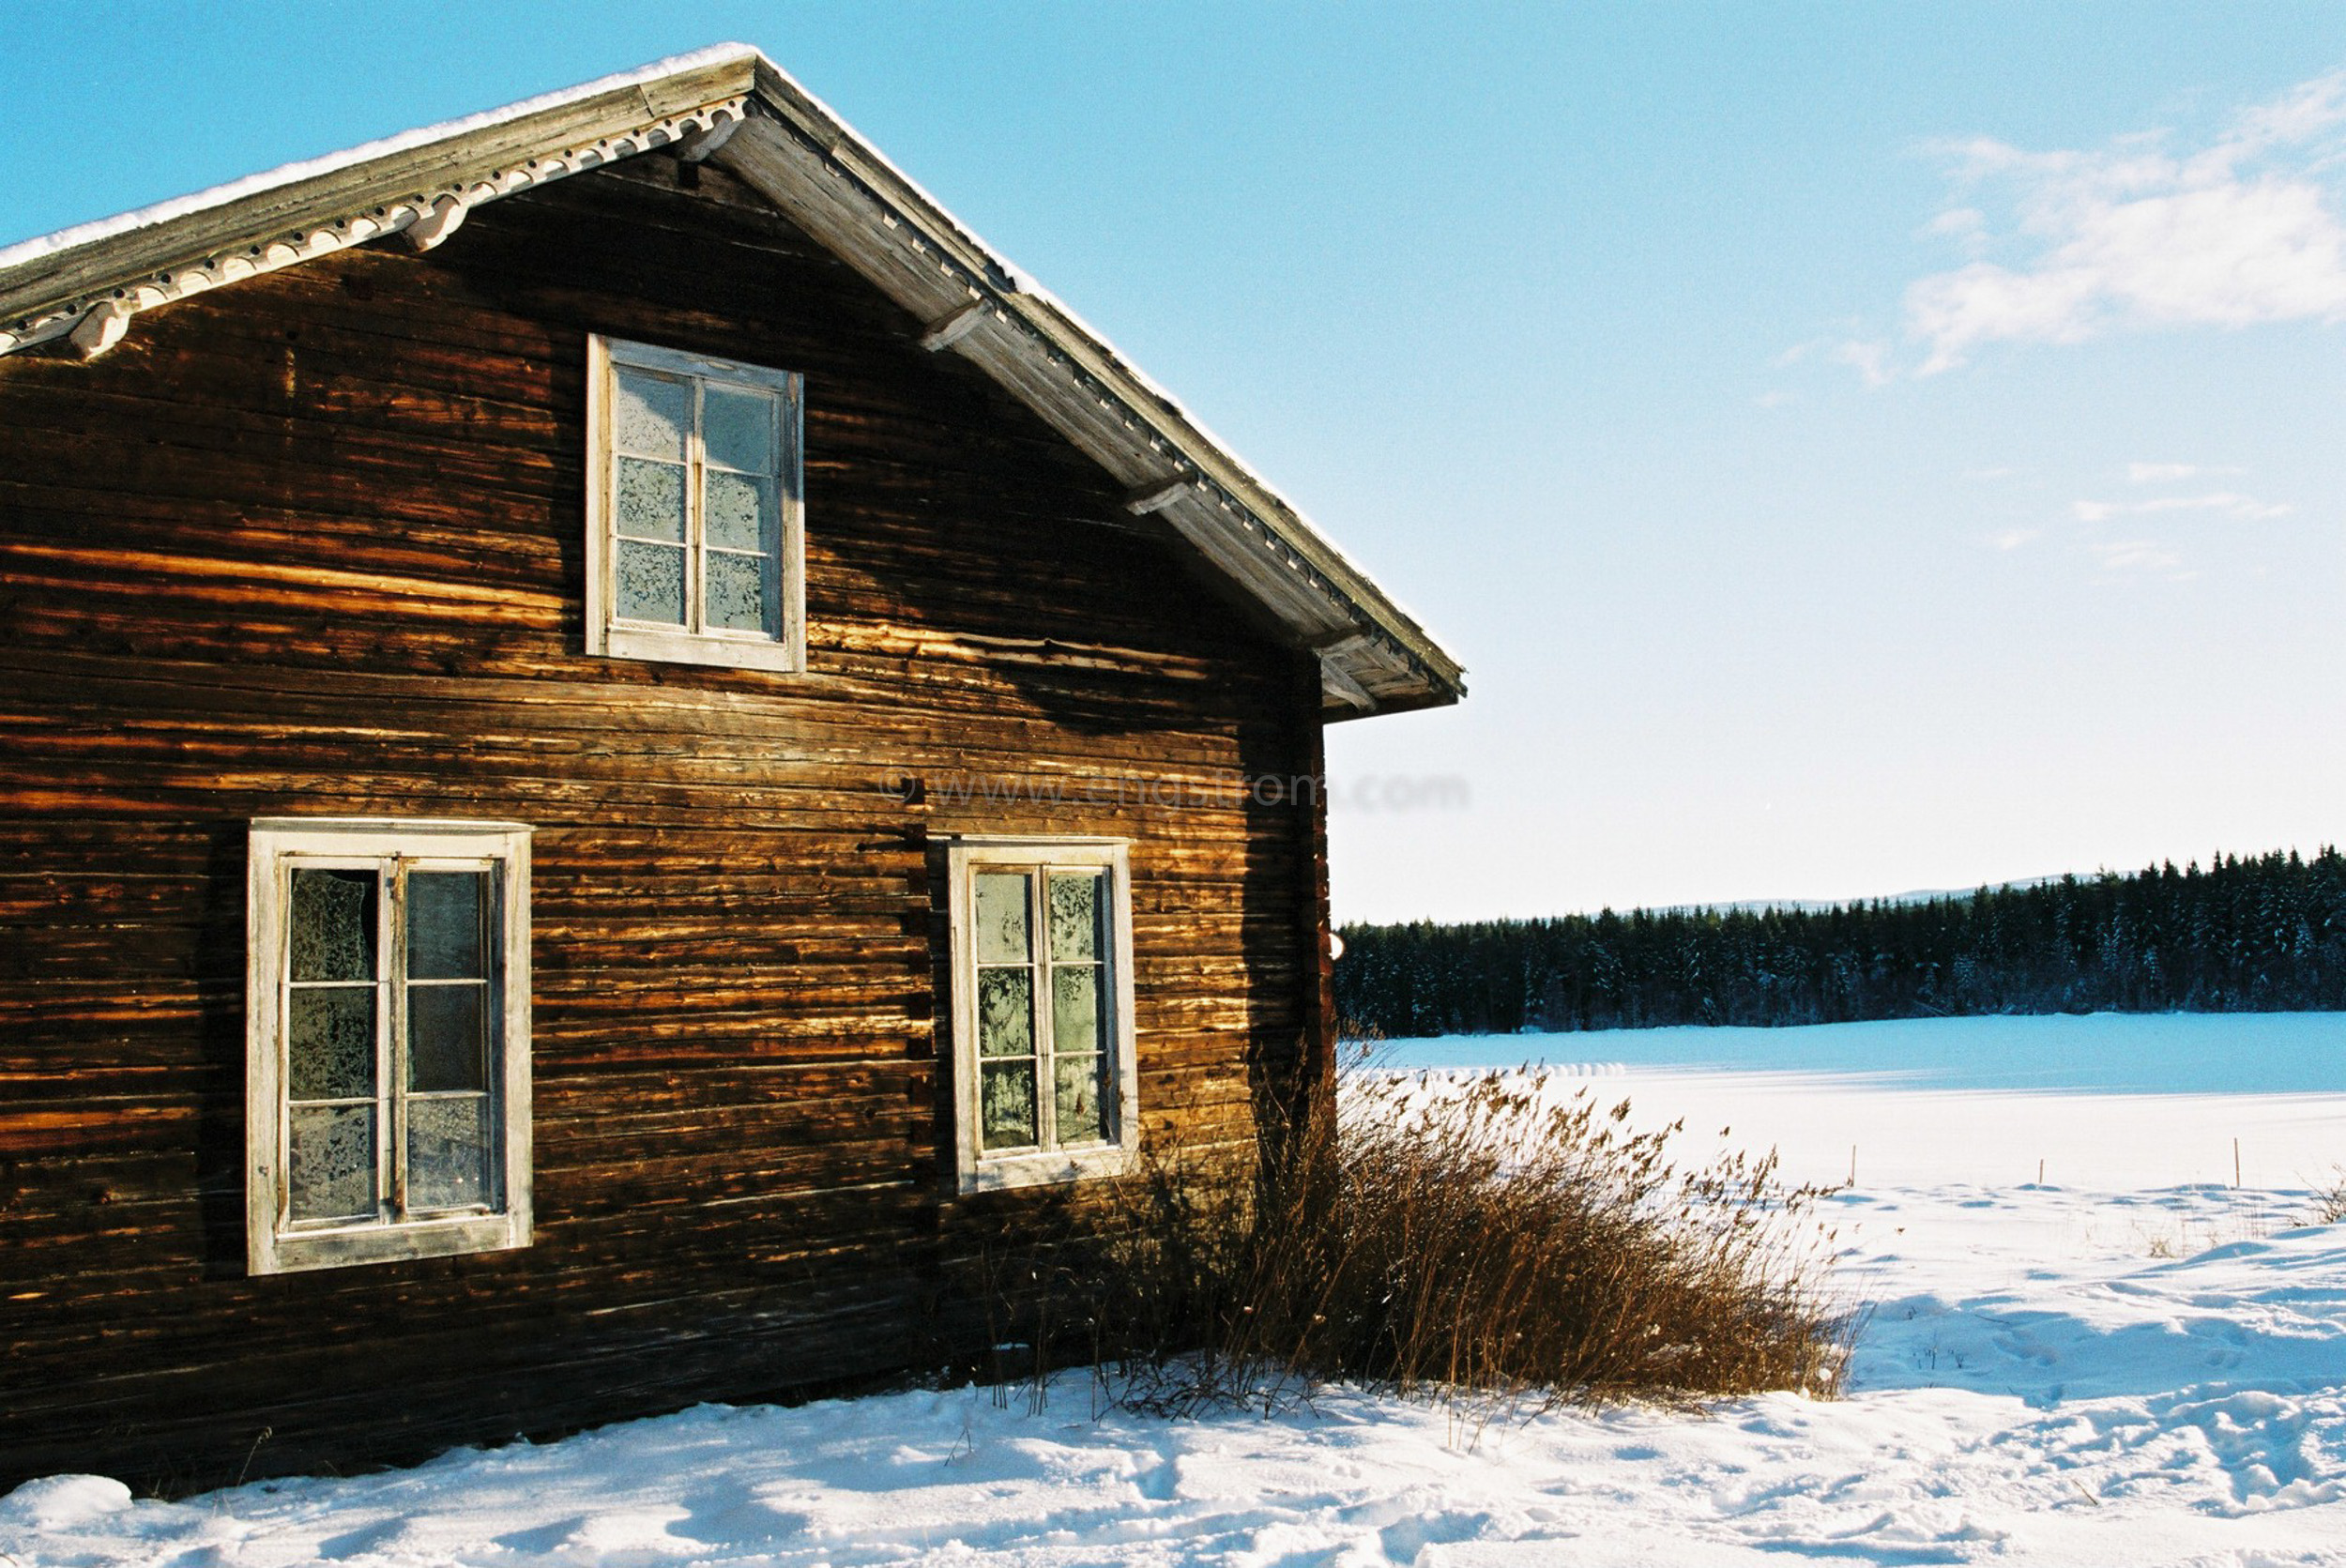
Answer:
xmin=1333 ymin=848 xmax=2346 ymax=1038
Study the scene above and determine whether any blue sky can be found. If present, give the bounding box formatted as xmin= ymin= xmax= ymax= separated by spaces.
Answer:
xmin=7 ymin=3 xmax=2345 ymax=921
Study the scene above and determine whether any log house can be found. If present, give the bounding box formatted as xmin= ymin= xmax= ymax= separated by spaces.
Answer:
xmin=0 ymin=44 xmax=1463 ymax=1490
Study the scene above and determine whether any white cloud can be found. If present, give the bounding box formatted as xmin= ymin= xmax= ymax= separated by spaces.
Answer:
xmin=1775 ymin=334 xmax=1894 ymax=385
xmin=1754 ymin=389 xmax=1796 ymax=408
xmin=1898 ymin=71 xmax=2346 ymax=373
xmin=1835 ymin=338 xmax=1892 ymax=387
xmin=1987 ymin=527 xmax=2039 ymax=550
xmin=2092 ymin=539 xmax=2187 ymax=574
xmin=2125 ymin=462 xmax=2241 ymax=484
xmin=2070 ymin=491 xmax=2293 ymax=523
xmin=1923 ymin=206 xmax=1988 ymax=247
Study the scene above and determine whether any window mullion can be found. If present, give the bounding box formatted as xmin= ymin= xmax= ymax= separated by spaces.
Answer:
xmin=1031 ymin=870 xmax=1057 ymax=1152
xmin=385 ymin=858 xmax=408 ymax=1222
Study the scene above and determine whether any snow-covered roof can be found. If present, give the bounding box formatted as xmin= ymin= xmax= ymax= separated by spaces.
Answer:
xmin=0 ymin=46 xmax=1462 ymax=718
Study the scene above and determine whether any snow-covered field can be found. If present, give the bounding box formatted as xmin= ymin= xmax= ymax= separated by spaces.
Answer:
xmin=9 ymin=1013 xmax=2345 ymax=1566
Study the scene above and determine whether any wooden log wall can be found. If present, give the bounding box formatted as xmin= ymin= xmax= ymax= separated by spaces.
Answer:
xmin=0 ymin=152 xmax=1330 ymax=1492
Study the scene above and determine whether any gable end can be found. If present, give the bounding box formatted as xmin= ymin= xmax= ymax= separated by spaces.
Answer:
xmin=0 ymin=45 xmax=1461 ymax=718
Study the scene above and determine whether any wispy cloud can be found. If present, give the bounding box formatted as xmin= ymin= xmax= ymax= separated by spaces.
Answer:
xmin=2125 ymin=462 xmax=2241 ymax=484
xmin=1986 ymin=527 xmax=2039 ymax=550
xmin=2070 ymin=491 xmax=2293 ymax=523
xmin=2091 ymin=539 xmax=2190 ymax=576
xmin=1894 ymin=72 xmax=2346 ymax=374
xmin=1835 ymin=339 xmax=1893 ymax=387
xmin=1924 ymin=206 xmax=1988 ymax=242
xmin=1778 ymin=333 xmax=1895 ymax=387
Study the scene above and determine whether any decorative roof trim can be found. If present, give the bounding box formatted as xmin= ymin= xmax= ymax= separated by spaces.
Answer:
xmin=1 ymin=97 xmax=751 ymax=359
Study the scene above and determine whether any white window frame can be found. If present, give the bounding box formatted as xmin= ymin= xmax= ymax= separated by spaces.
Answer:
xmin=245 ymin=818 xmax=533 ymax=1274
xmin=586 ymin=334 xmax=807 ymax=672
xmin=945 ymin=836 xmax=1140 ymax=1194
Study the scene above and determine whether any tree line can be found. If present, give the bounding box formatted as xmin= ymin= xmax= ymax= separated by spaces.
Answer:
xmin=1333 ymin=848 xmax=2346 ymax=1038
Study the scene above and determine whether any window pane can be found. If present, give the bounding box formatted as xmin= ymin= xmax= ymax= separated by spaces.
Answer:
xmin=977 ymin=968 xmax=1032 ymax=1058
xmin=1048 ymin=873 xmax=1103 ymax=961
xmin=408 ymin=1096 xmax=492 ymax=1210
xmin=980 ymin=1060 xmax=1037 ymax=1149
xmin=288 ymin=1103 xmax=375 ymax=1222
xmin=613 ymin=367 xmax=688 ymax=461
xmin=288 ymin=986 xmax=375 ymax=1101
xmin=974 ymin=872 xmax=1030 ymax=964
xmin=616 ymin=457 xmax=686 ymax=542
xmin=1053 ymin=1052 xmax=1106 ymax=1147
xmin=704 ymin=549 xmax=773 ymax=634
xmin=407 ymin=871 xmax=486 ymax=980
xmin=1051 ymin=966 xmax=1102 ymax=1057
xmin=617 ymin=540 xmax=686 ymax=625
xmin=705 ymin=469 xmax=777 ymax=554
xmin=408 ymin=983 xmax=488 ymax=1093
xmin=703 ymin=385 xmax=778 ymax=474
xmin=289 ymin=868 xmax=376 ymax=982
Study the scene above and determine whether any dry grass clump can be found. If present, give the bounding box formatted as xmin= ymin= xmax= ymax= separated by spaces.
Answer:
xmin=992 ymin=1065 xmax=1851 ymax=1418
xmin=2310 ymin=1169 xmax=2346 ymax=1226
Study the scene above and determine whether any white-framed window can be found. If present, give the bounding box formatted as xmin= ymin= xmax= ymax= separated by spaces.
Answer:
xmin=946 ymin=837 xmax=1139 ymax=1193
xmin=586 ymin=335 xmax=806 ymax=672
xmin=245 ymin=818 xmax=532 ymax=1274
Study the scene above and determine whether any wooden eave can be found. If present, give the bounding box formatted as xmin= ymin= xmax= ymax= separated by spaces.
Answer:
xmin=0 ymin=46 xmax=1463 ymax=720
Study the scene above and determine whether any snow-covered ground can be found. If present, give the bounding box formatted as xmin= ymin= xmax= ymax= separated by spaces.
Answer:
xmin=9 ymin=1014 xmax=2346 ymax=1566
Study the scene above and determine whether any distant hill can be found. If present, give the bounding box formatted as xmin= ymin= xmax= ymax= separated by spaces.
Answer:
xmin=1335 ymin=850 xmax=2346 ymax=1037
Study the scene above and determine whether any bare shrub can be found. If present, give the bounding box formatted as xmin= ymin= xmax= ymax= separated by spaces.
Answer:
xmin=991 ymin=1064 xmax=1851 ymax=1419
xmin=2311 ymin=1169 xmax=2346 ymax=1226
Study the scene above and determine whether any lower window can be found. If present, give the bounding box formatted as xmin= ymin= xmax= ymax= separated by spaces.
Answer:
xmin=947 ymin=838 xmax=1139 ymax=1192
xmin=245 ymin=818 xmax=532 ymax=1273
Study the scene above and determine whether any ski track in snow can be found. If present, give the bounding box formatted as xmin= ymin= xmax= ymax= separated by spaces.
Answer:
xmin=9 ymin=1015 xmax=2346 ymax=1566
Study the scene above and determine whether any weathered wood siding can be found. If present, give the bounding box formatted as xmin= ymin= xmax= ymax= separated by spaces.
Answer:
xmin=0 ymin=154 xmax=1329 ymax=1491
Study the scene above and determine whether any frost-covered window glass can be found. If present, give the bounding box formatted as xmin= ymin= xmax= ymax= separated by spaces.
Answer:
xmin=947 ymin=840 xmax=1138 ymax=1192
xmin=589 ymin=336 xmax=804 ymax=673
xmin=246 ymin=819 xmax=533 ymax=1274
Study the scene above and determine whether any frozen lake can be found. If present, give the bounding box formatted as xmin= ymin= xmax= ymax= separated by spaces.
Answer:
xmin=1378 ymin=1012 xmax=2346 ymax=1193
xmin=1379 ymin=1011 xmax=2346 ymax=1094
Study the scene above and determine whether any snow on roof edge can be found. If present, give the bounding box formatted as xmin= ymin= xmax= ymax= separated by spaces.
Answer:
xmin=1006 ymin=282 xmax=1452 ymax=655
xmin=0 ymin=43 xmax=762 ymax=274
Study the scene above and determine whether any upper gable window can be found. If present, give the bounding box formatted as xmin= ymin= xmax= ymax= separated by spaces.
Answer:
xmin=586 ymin=336 xmax=805 ymax=672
